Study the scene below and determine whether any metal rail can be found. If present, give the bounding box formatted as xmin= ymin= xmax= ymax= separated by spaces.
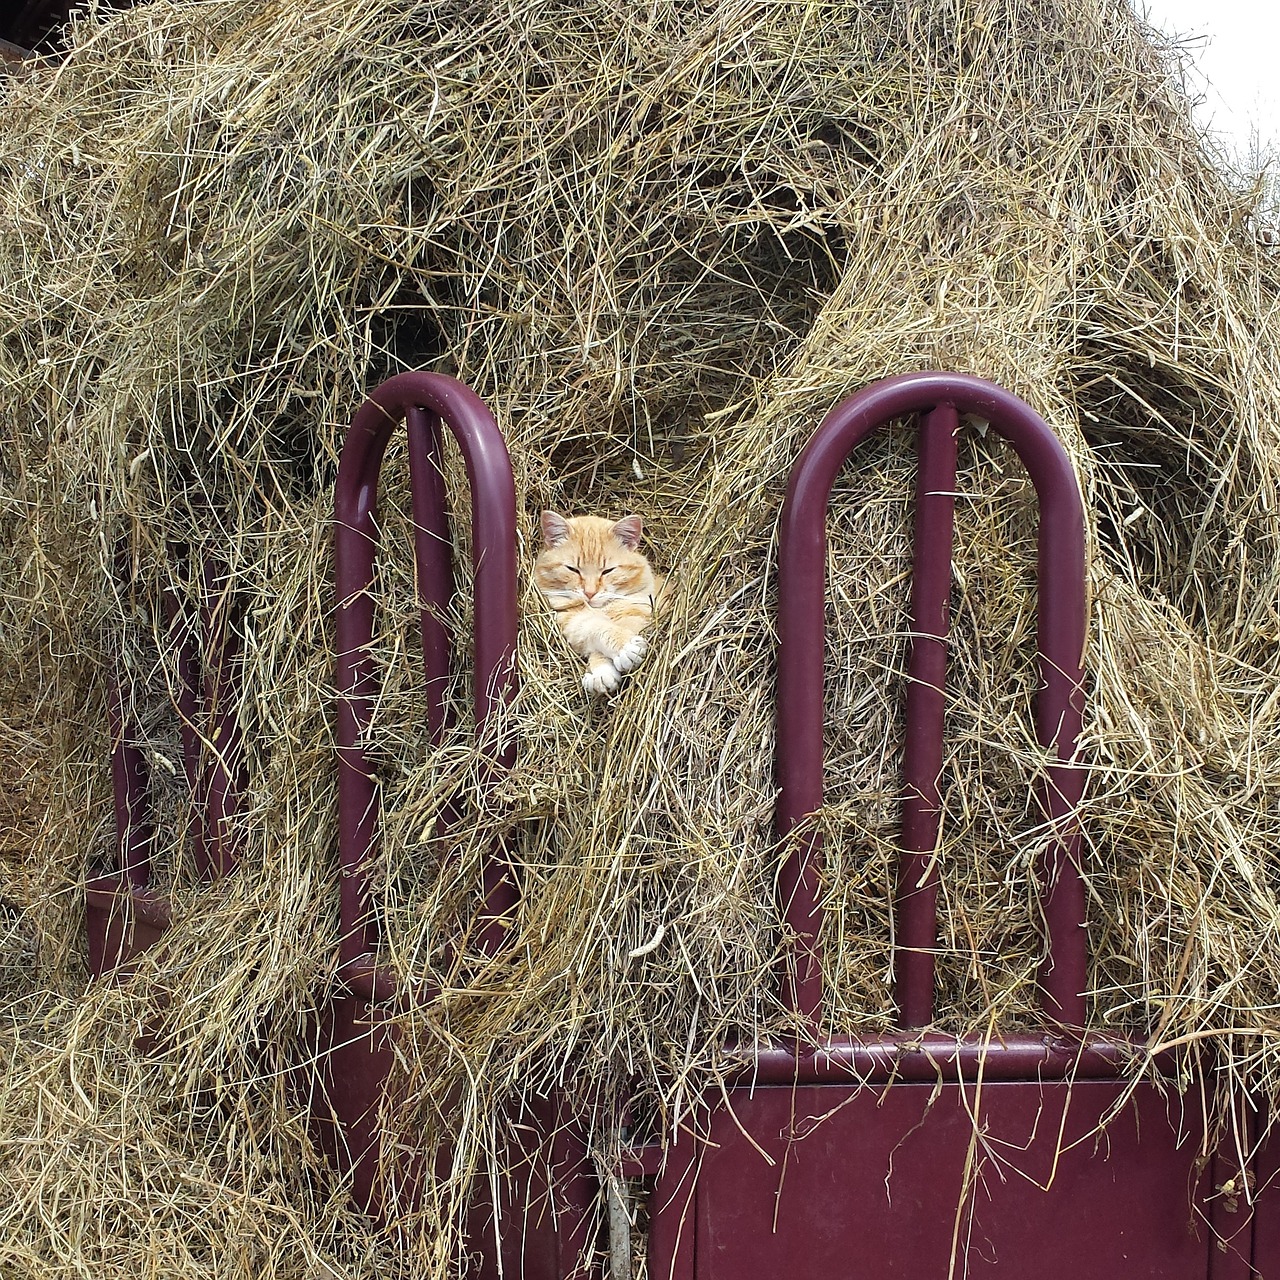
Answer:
xmin=775 ymin=371 xmax=1087 ymax=1028
xmin=87 ymin=555 xmax=243 ymax=974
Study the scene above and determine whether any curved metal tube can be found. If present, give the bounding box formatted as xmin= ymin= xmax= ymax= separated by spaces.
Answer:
xmin=333 ymin=371 xmax=518 ymax=972
xmin=776 ymin=371 xmax=1087 ymax=1028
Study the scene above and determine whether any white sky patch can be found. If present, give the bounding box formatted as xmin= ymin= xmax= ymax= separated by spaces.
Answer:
xmin=1137 ymin=0 xmax=1280 ymax=170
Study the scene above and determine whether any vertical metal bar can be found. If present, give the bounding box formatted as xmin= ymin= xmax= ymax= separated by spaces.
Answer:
xmin=1027 ymin=452 xmax=1087 ymax=1027
xmin=777 ymin=406 xmax=883 ymax=1027
xmin=91 ymin=547 xmax=182 ymax=976
xmin=108 ymin=671 xmax=153 ymax=890
xmin=164 ymin=580 xmax=206 ymax=876
xmin=201 ymin=559 xmax=243 ymax=878
xmin=406 ymin=406 xmax=455 ymax=745
xmin=606 ymin=1174 xmax=631 ymax=1280
xmin=441 ymin=387 xmax=518 ymax=948
xmin=335 ymin=444 xmax=381 ymax=966
xmin=105 ymin=543 xmax=155 ymax=892
xmin=896 ymin=403 xmax=959 ymax=1029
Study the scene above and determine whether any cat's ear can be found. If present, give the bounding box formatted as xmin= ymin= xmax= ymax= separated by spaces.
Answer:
xmin=541 ymin=510 xmax=571 ymax=547
xmin=612 ymin=515 xmax=643 ymax=549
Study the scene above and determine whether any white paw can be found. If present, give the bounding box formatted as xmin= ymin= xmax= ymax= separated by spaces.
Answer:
xmin=583 ymin=662 xmax=622 ymax=695
xmin=612 ymin=634 xmax=649 ymax=674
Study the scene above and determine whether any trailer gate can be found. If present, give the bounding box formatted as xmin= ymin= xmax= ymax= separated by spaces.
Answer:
xmin=628 ymin=371 xmax=1273 ymax=1279
xmin=87 ymin=370 xmax=1278 ymax=1276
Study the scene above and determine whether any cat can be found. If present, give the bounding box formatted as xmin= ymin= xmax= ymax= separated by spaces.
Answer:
xmin=535 ymin=511 xmax=665 ymax=695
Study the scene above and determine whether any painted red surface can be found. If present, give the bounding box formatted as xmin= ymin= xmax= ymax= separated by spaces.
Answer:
xmin=642 ymin=372 xmax=1275 ymax=1278
xmin=1253 ymin=1117 xmax=1280 ymax=1278
xmin=653 ymin=1080 xmax=1228 ymax=1279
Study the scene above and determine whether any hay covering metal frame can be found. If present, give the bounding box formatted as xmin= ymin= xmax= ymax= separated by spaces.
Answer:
xmin=6 ymin=1 xmax=1280 ymax=1275
xmin=87 ymin=370 xmax=600 ymax=1277
xmin=84 ymin=369 xmax=1280 ymax=1276
xmin=629 ymin=371 xmax=1277 ymax=1278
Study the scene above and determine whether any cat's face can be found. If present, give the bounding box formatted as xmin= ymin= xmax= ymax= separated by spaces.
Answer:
xmin=535 ymin=512 xmax=652 ymax=609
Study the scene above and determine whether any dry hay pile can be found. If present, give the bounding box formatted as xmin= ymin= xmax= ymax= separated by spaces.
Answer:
xmin=2 ymin=0 xmax=1279 ymax=1274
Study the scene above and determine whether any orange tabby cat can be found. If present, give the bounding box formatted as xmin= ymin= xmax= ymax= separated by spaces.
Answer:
xmin=535 ymin=511 xmax=665 ymax=694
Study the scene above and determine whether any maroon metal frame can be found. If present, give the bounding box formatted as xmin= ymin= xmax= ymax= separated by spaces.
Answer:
xmin=636 ymin=372 xmax=1271 ymax=1279
xmin=776 ymin=372 xmax=1086 ymax=1030
xmin=86 ymin=557 xmax=242 ymax=975
xmin=88 ymin=370 xmax=1277 ymax=1275
xmin=314 ymin=372 xmax=594 ymax=1277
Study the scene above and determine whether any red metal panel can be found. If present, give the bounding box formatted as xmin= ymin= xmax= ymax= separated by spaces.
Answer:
xmin=1253 ymin=1115 xmax=1280 ymax=1276
xmin=472 ymin=1093 xmax=597 ymax=1280
xmin=655 ymin=1081 xmax=1216 ymax=1279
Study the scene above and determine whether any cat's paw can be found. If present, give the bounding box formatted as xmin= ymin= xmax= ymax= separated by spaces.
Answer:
xmin=612 ymin=634 xmax=649 ymax=674
xmin=583 ymin=662 xmax=622 ymax=695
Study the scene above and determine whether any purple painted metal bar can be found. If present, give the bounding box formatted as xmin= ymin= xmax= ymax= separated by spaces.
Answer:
xmin=201 ymin=561 xmax=243 ymax=878
xmin=745 ymin=1032 xmax=1161 ymax=1085
xmin=163 ymin=584 xmax=206 ymax=874
xmin=406 ymin=405 xmax=456 ymax=747
xmin=896 ymin=403 xmax=959 ymax=1029
xmin=107 ymin=671 xmax=154 ymax=890
xmin=85 ymin=879 xmax=172 ymax=930
xmin=334 ymin=371 xmax=517 ymax=972
xmin=777 ymin=372 xmax=1086 ymax=1028
xmin=90 ymin=547 xmax=246 ymax=978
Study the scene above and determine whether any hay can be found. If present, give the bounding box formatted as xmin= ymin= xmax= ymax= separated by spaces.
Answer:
xmin=2 ymin=0 xmax=1280 ymax=1273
